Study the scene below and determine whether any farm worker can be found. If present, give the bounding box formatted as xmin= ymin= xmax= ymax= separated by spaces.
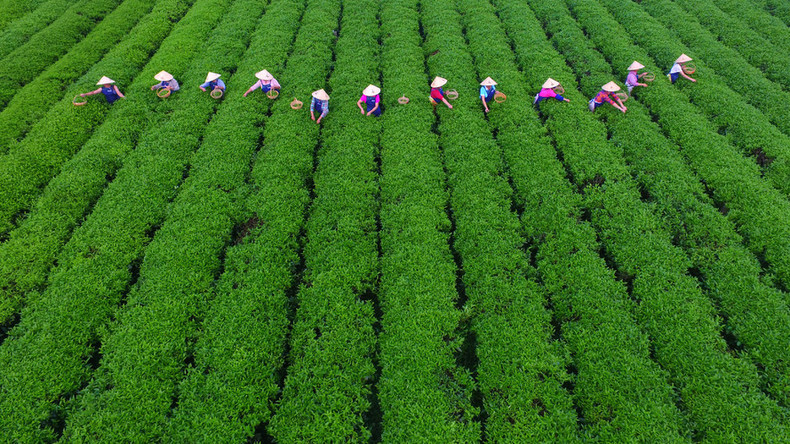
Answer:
xmin=243 ymin=69 xmax=281 ymax=97
xmin=479 ymin=77 xmax=499 ymax=113
xmin=80 ymin=76 xmax=124 ymax=104
xmin=533 ymin=78 xmax=570 ymax=105
xmin=200 ymin=72 xmax=225 ymax=93
xmin=357 ymin=84 xmax=381 ymax=116
xmin=310 ymin=89 xmax=330 ymax=124
xmin=667 ymin=54 xmax=696 ymax=84
xmin=429 ymin=76 xmax=453 ymax=109
xmin=625 ymin=61 xmax=648 ymax=93
xmin=588 ymin=81 xmax=627 ymax=113
xmin=150 ymin=70 xmax=179 ymax=92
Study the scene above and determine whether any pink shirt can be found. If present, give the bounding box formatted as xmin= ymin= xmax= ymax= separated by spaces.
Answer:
xmin=359 ymin=94 xmax=380 ymax=103
xmin=626 ymin=71 xmax=638 ymax=86
xmin=538 ymin=88 xmax=557 ymax=98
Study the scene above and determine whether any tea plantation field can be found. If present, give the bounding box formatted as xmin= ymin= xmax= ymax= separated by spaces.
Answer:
xmin=1 ymin=0 xmax=790 ymax=441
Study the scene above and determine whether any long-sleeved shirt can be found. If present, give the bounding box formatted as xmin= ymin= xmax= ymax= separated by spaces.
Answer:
xmin=310 ymin=97 xmax=329 ymax=117
xmin=255 ymin=78 xmax=281 ymax=91
xmin=534 ymin=88 xmax=565 ymax=104
xmin=592 ymin=90 xmax=615 ymax=105
xmin=625 ymin=71 xmax=638 ymax=87
xmin=200 ymin=79 xmax=226 ymax=90
xmin=154 ymin=79 xmax=180 ymax=91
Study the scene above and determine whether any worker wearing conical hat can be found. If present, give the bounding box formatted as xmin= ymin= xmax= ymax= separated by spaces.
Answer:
xmin=243 ymin=69 xmax=281 ymax=97
xmin=310 ymin=89 xmax=330 ymax=124
xmin=200 ymin=72 xmax=225 ymax=93
xmin=589 ymin=81 xmax=626 ymax=113
xmin=625 ymin=61 xmax=648 ymax=94
xmin=534 ymin=78 xmax=570 ymax=105
xmin=357 ymin=84 xmax=381 ymax=117
xmin=667 ymin=54 xmax=696 ymax=84
xmin=80 ymin=76 xmax=125 ymax=104
xmin=151 ymin=71 xmax=179 ymax=93
xmin=479 ymin=77 xmax=500 ymax=113
xmin=429 ymin=76 xmax=453 ymax=109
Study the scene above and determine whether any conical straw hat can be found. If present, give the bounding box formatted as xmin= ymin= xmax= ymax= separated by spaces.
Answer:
xmin=205 ymin=72 xmax=221 ymax=83
xmin=312 ymin=89 xmax=330 ymax=101
xmin=627 ymin=61 xmax=644 ymax=71
xmin=255 ymin=69 xmax=273 ymax=81
xmin=363 ymin=84 xmax=381 ymax=96
xmin=431 ymin=76 xmax=447 ymax=88
xmin=96 ymin=76 xmax=115 ymax=85
xmin=675 ymin=54 xmax=692 ymax=64
xmin=542 ymin=78 xmax=560 ymax=89
xmin=154 ymin=71 xmax=174 ymax=82
xmin=480 ymin=77 xmax=497 ymax=86
xmin=602 ymin=81 xmax=621 ymax=92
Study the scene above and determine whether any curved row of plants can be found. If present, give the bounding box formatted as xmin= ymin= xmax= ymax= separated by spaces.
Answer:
xmin=266 ymin=0 xmax=381 ymax=440
xmin=0 ymin=0 xmax=75 ymax=59
xmin=631 ymin=0 xmax=790 ymax=139
xmin=565 ymin=0 xmax=790 ymax=409
xmin=0 ymin=0 xmax=128 ymax=109
xmin=59 ymin=0 xmax=279 ymax=440
xmin=710 ymin=0 xmax=790 ymax=54
xmin=0 ymin=0 xmax=239 ymax=439
xmin=376 ymin=0 xmax=480 ymax=440
xmin=0 ymin=0 xmax=52 ymax=32
xmin=422 ymin=0 xmax=586 ymax=439
xmin=481 ymin=0 xmax=690 ymax=440
xmin=504 ymin=0 xmax=789 ymax=439
xmin=0 ymin=0 xmax=198 ymax=333
xmin=596 ymin=0 xmax=790 ymax=295
xmin=0 ymin=0 xmax=220 ymax=237
xmin=669 ymin=0 xmax=790 ymax=90
xmin=0 ymin=0 xmax=157 ymax=152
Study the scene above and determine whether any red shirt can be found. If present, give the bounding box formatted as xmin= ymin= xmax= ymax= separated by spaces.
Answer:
xmin=430 ymin=87 xmax=445 ymax=100
xmin=593 ymin=90 xmax=615 ymax=105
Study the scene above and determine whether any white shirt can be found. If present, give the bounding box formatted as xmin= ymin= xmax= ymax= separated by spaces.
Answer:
xmin=669 ymin=63 xmax=682 ymax=74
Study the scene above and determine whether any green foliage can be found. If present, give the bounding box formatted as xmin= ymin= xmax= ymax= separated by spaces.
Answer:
xmin=568 ymin=0 xmax=790 ymax=407
xmin=0 ymin=0 xmax=128 ymax=109
xmin=376 ymin=0 xmax=484 ymax=440
xmin=0 ymin=0 xmax=243 ymax=440
xmin=711 ymin=0 xmax=790 ymax=54
xmin=59 ymin=0 xmax=272 ymax=440
xmin=268 ymin=0 xmax=382 ymax=440
xmin=0 ymin=0 xmax=74 ymax=59
xmin=0 ymin=0 xmax=158 ymax=152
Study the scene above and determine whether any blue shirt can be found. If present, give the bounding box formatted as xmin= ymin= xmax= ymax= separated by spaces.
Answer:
xmin=310 ymin=98 xmax=329 ymax=117
xmin=155 ymin=79 xmax=180 ymax=91
xmin=200 ymin=79 xmax=225 ymax=89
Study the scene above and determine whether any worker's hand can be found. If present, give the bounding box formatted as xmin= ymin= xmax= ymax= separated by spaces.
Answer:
xmin=366 ymin=111 xmax=372 ymax=116
xmin=316 ymin=117 xmax=322 ymax=124
xmin=447 ymin=104 xmax=453 ymax=109
xmin=564 ymin=98 xmax=570 ymax=103
xmin=243 ymin=91 xmax=248 ymax=97
xmin=311 ymin=114 xmax=316 ymax=121
xmin=80 ymin=93 xmax=86 ymax=97
xmin=151 ymin=85 xmax=156 ymax=91
xmin=691 ymin=79 xmax=697 ymax=83
xmin=361 ymin=109 xmax=365 ymax=115
xmin=200 ymin=87 xmax=206 ymax=92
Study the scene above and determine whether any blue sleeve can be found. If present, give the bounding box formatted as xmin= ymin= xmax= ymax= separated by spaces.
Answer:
xmin=310 ymin=98 xmax=315 ymax=112
xmin=322 ymin=101 xmax=329 ymax=116
xmin=555 ymin=95 xmax=564 ymax=101
xmin=200 ymin=81 xmax=210 ymax=88
xmin=217 ymin=79 xmax=226 ymax=89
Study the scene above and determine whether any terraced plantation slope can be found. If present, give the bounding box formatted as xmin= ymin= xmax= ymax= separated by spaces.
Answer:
xmin=2 ymin=0 xmax=789 ymax=441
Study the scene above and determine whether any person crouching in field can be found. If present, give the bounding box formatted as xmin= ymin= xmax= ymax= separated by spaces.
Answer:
xmin=667 ymin=54 xmax=696 ymax=84
xmin=357 ymin=84 xmax=381 ymax=117
xmin=310 ymin=89 xmax=330 ymax=124
xmin=151 ymin=71 xmax=179 ymax=93
xmin=625 ymin=61 xmax=648 ymax=94
xmin=479 ymin=77 xmax=500 ymax=113
xmin=80 ymin=76 xmax=125 ymax=104
xmin=534 ymin=78 xmax=570 ymax=105
xmin=200 ymin=72 xmax=225 ymax=95
xmin=589 ymin=81 xmax=627 ymax=113
xmin=243 ymin=69 xmax=280 ymax=97
xmin=429 ymin=76 xmax=453 ymax=109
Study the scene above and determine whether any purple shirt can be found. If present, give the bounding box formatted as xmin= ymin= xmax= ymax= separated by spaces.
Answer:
xmin=625 ymin=71 xmax=638 ymax=87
